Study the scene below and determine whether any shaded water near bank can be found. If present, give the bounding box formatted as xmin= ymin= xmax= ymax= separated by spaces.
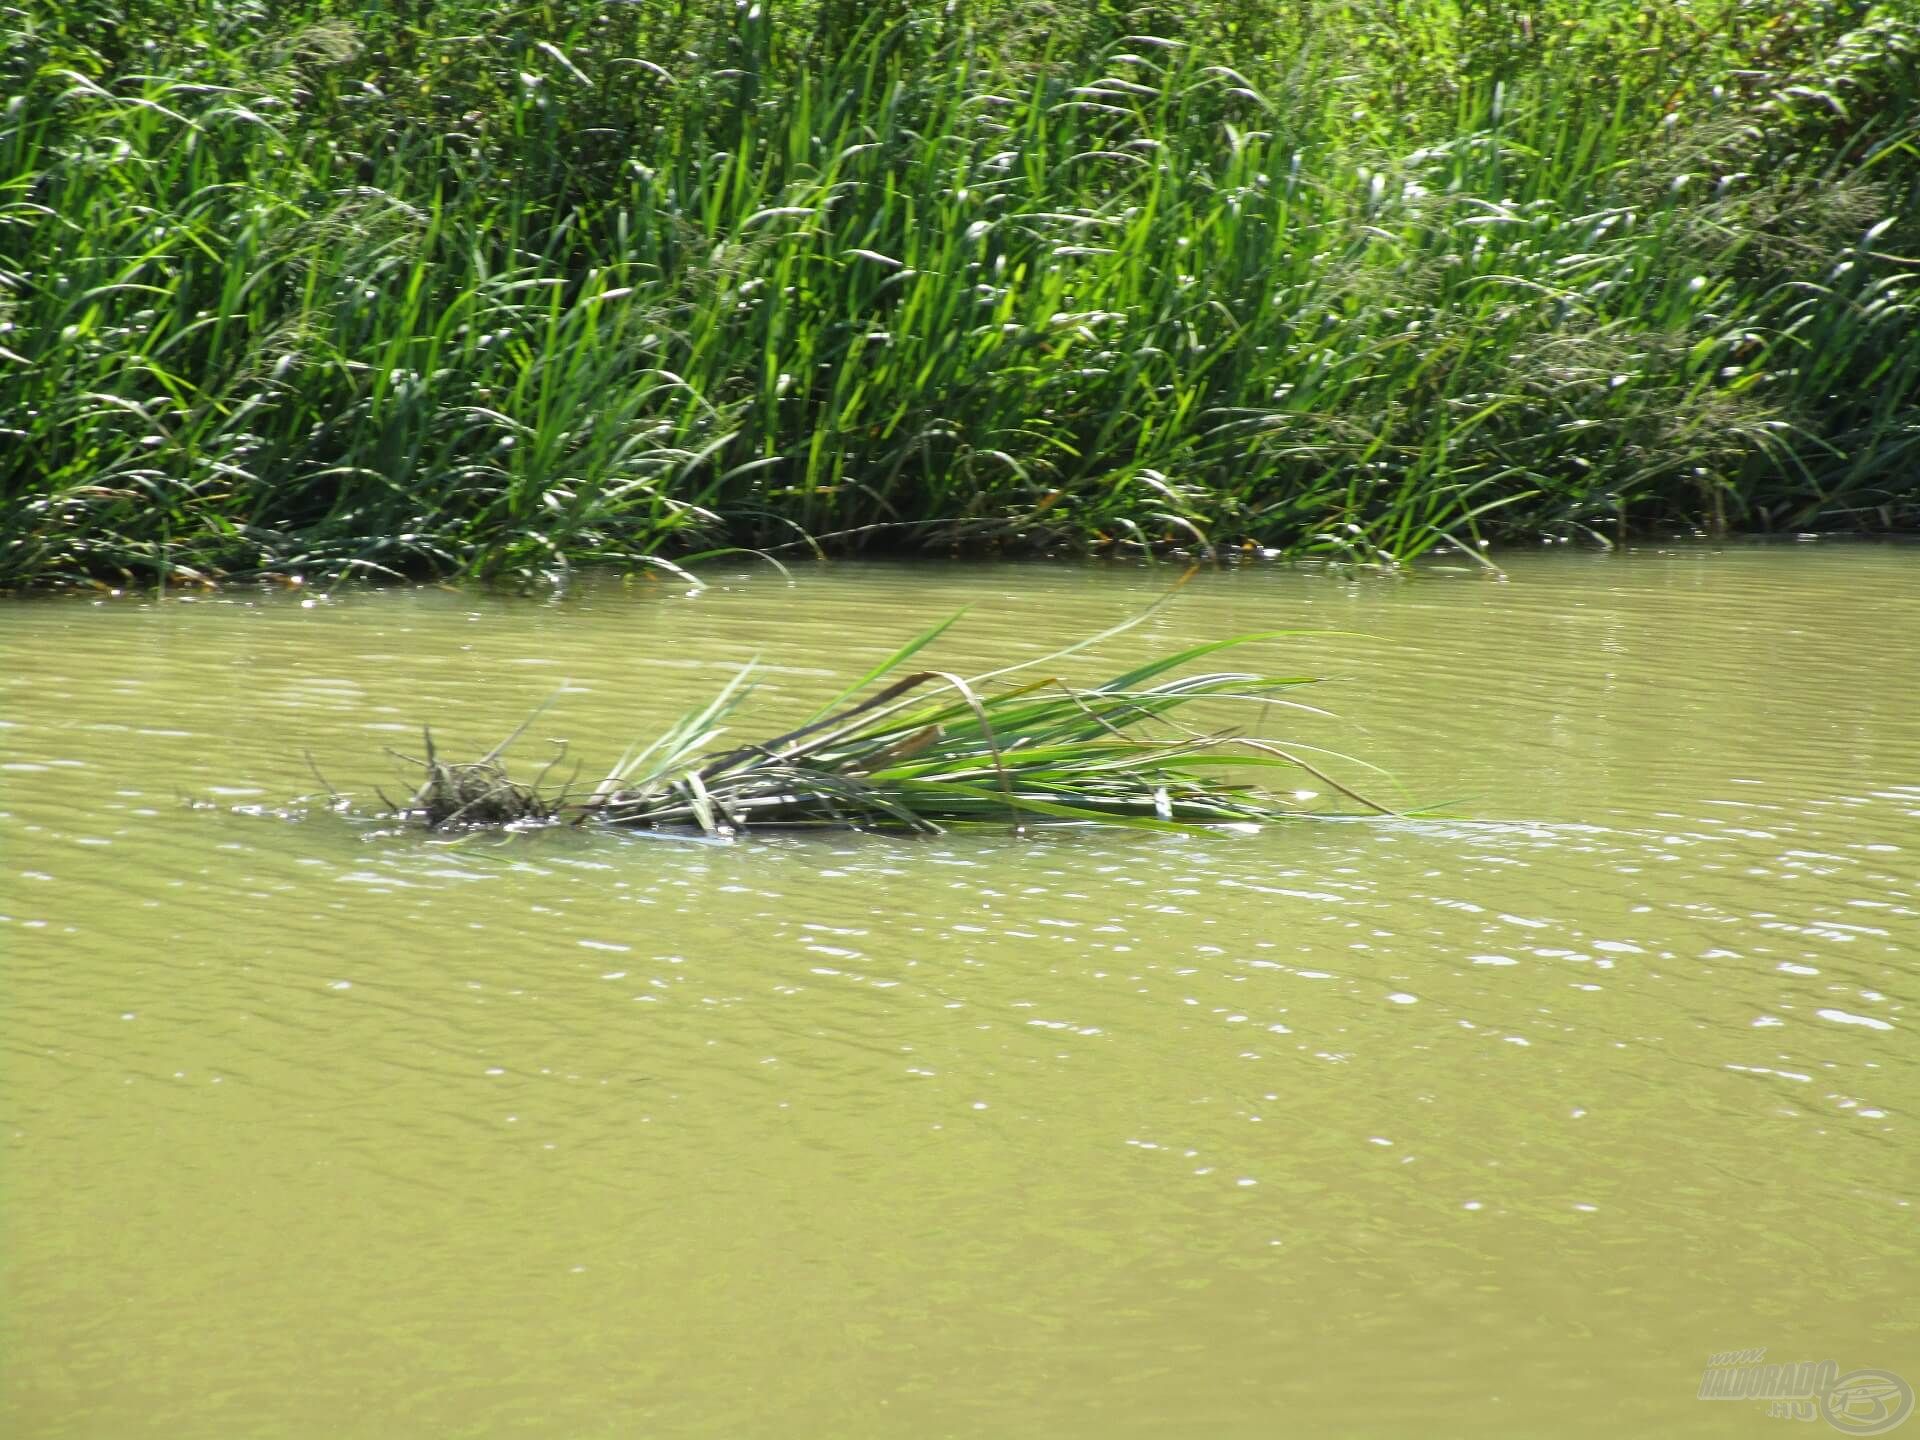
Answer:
xmin=2 ymin=546 xmax=1916 ymax=1438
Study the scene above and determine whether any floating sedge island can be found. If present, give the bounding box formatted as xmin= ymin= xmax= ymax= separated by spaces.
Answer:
xmin=369 ymin=619 xmax=1390 ymax=836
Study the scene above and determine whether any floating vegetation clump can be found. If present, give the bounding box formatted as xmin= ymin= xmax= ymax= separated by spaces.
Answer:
xmin=376 ymin=618 xmax=1391 ymax=838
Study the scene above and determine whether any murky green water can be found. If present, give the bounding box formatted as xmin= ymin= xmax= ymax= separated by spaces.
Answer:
xmin=3 ymin=547 xmax=1916 ymax=1438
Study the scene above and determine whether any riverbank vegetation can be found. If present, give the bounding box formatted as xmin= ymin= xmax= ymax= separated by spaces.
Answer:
xmin=5 ymin=0 xmax=1918 ymax=587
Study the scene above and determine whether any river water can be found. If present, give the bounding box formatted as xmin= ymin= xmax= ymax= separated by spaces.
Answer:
xmin=2 ymin=546 xmax=1915 ymax=1437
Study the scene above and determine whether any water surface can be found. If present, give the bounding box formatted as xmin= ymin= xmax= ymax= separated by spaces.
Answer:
xmin=3 ymin=546 xmax=1916 ymax=1437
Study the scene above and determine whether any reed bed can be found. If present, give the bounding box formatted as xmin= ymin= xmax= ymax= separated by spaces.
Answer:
xmin=4 ymin=1 xmax=1917 ymax=589
xmin=384 ymin=619 xmax=1384 ymax=836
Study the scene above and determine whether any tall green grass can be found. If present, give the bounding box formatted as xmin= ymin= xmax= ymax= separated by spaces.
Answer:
xmin=4 ymin=0 xmax=1917 ymax=587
